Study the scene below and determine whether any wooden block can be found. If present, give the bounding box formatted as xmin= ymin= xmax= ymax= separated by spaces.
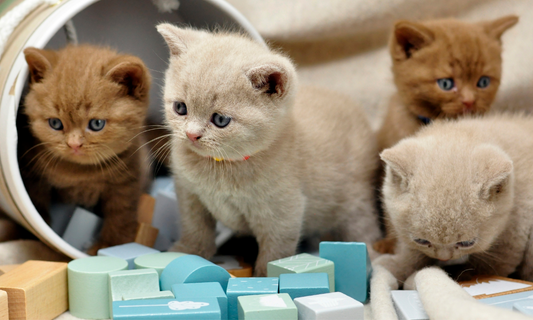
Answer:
xmin=68 ymin=256 xmax=128 ymax=319
xmin=319 ymin=242 xmax=370 ymax=303
xmin=135 ymin=222 xmax=159 ymax=247
xmin=113 ymin=298 xmax=221 ymax=319
xmin=98 ymin=242 xmax=160 ymax=269
xmin=108 ymin=269 xmax=160 ymax=314
xmin=0 ymin=290 xmax=7 ymax=320
xmin=459 ymin=275 xmax=533 ymax=299
xmin=226 ymin=277 xmax=278 ymax=320
xmin=137 ymin=194 xmax=156 ymax=224
xmin=279 ymin=273 xmax=330 ymax=300
xmin=134 ymin=252 xmax=188 ymax=276
xmin=0 ymin=264 xmax=19 ymax=276
xmin=267 ymin=253 xmax=334 ymax=291
xmin=391 ymin=290 xmax=429 ymax=320
xmin=238 ymin=294 xmax=297 ymax=320
xmin=160 ymin=255 xmax=230 ymax=292
xmin=172 ymin=282 xmax=228 ymax=320
xmin=211 ymin=256 xmax=253 ymax=278
xmin=293 ymin=292 xmax=364 ymax=320
xmin=0 ymin=260 xmax=68 ymax=320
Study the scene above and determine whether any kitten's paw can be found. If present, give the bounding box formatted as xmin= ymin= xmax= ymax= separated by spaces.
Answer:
xmin=373 ymin=238 xmax=397 ymax=254
xmin=253 ymin=264 xmax=267 ymax=277
xmin=169 ymin=241 xmax=216 ymax=259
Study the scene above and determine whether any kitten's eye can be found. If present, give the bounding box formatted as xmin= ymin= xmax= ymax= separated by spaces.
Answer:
xmin=414 ymin=238 xmax=431 ymax=246
xmin=174 ymin=102 xmax=187 ymax=116
xmin=48 ymin=118 xmax=63 ymax=130
xmin=456 ymin=239 xmax=476 ymax=248
xmin=212 ymin=113 xmax=231 ymax=128
xmin=437 ymin=78 xmax=455 ymax=91
xmin=477 ymin=76 xmax=490 ymax=89
xmin=88 ymin=119 xmax=106 ymax=132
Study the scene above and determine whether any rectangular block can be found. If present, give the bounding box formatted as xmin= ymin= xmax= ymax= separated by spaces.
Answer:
xmin=391 ymin=290 xmax=429 ymax=320
xmin=0 ymin=290 xmax=7 ymax=320
xmin=0 ymin=260 xmax=68 ymax=320
xmin=459 ymin=275 xmax=533 ymax=299
xmin=0 ymin=265 xmax=20 ymax=276
xmin=123 ymin=290 xmax=175 ymax=301
xmin=172 ymin=282 xmax=228 ymax=320
xmin=137 ymin=193 xmax=156 ymax=224
xmin=479 ymin=291 xmax=533 ymax=310
xmin=109 ymin=268 xmax=160 ymax=313
xmin=152 ymin=190 xmax=180 ymax=244
xmin=238 ymin=293 xmax=297 ymax=320
xmin=513 ymin=300 xmax=533 ymax=315
xmin=279 ymin=273 xmax=330 ymax=300
xmin=227 ymin=278 xmax=278 ymax=320
xmin=98 ymin=242 xmax=160 ymax=269
xmin=319 ymin=242 xmax=370 ymax=302
xmin=62 ymin=207 xmax=102 ymax=252
xmin=267 ymin=253 xmax=334 ymax=291
xmin=135 ymin=222 xmax=159 ymax=248
xmin=294 ymin=292 xmax=364 ymax=320
xmin=113 ymin=298 xmax=221 ymax=319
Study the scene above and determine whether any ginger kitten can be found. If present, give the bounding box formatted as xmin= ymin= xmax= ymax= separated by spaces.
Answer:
xmin=376 ymin=114 xmax=533 ymax=282
xmin=374 ymin=15 xmax=518 ymax=254
xmin=157 ymin=24 xmax=382 ymax=276
xmin=20 ymin=45 xmax=151 ymax=253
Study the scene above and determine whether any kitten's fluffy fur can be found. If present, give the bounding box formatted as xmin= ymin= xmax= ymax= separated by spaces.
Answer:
xmin=157 ymin=24 xmax=382 ymax=276
xmin=21 ymin=45 xmax=151 ymax=252
xmin=376 ymin=114 xmax=533 ymax=282
xmin=374 ymin=15 xmax=518 ymax=254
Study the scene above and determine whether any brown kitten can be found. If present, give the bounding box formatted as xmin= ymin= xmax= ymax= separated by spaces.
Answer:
xmin=20 ymin=45 xmax=151 ymax=253
xmin=376 ymin=114 xmax=533 ymax=283
xmin=374 ymin=15 xmax=518 ymax=254
xmin=157 ymin=24 xmax=382 ymax=276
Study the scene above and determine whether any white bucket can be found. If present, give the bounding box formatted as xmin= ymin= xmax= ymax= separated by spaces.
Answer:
xmin=0 ymin=0 xmax=263 ymax=259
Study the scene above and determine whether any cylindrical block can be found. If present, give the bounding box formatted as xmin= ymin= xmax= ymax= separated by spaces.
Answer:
xmin=160 ymin=255 xmax=231 ymax=292
xmin=68 ymin=256 xmax=128 ymax=319
xmin=134 ymin=252 xmax=188 ymax=276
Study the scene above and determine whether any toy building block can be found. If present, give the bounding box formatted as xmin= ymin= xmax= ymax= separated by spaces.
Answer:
xmin=226 ymin=277 xmax=278 ymax=320
xmin=479 ymin=290 xmax=533 ymax=310
xmin=150 ymin=176 xmax=175 ymax=197
xmin=391 ymin=290 xmax=429 ymax=320
xmin=123 ymin=290 xmax=175 ymax=301
xmin=49 ymin=202 xmax=76 ymax=236
xmin=98 ymin=242 xmax=160 ymax=269
xmin=172 ymin=282 xmax=228 ymax=320
xmin=152 ymin=190 xmax=180 ymax=251
xmin=135 ymin=222 xmax=159 ymax=248
xmin=267 ymin=253 xmax=334 ymax=291
xmin=293 ymin=292 xmax=364 ymax=320
xmin=134 ymin=252 xmax=188 ymax=276
xmin=112 ymin=297 xmax=221 ymax=319
xmin=238 ymin=293 xmax=297 ymax=320
xmin=62 ymin=207 xmax=102 ymax=252
xmin=68 ymin=256 xmax=128 ymax=319
xmin=0 ymin=264 xmax=19 ymax=276
xmin=211 ymin=256 xmax=253 ymax=278
xmin=460 ymin=275 xmax=533 ymax=299
xmin=137 ymin=193 xmax=156 ymax=224
xmin=513 ymin=300 xmax=533 ymax=316
xmin=319 ymin=242 xmax=371 ymax=303
xmin=0 ymin=290 xmax=7 ymax=320
xmin=0 ymin=260 xmax=68 ymax=320
xmin=279 ymin=273 xmax=330 ymax=300
xmin=160 ymin=255 xmax=231 ymax=292
xmin=108 ymin=268 xmax=160 ymax=313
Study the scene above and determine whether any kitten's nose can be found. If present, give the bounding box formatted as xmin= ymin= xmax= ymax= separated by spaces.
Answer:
xmin=68 ymin=142 xmax=83 ymax=151
xmin=186 ymin=132 xmax=202 ymax=142
xmin=462 ymin=100 xmax=475 ymax=110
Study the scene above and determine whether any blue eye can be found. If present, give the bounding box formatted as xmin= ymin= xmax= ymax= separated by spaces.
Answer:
xmin=88 ymin=119 xmax=106 ymax=131
xmin=477 ymin=76 xmax=490 ymax=88
xmin=212 ymin=113 xmax=231 ymax=128
xmin=437 ymin=78 xmax=454 ymax=91
xmin=414 ymin=238 xmax=431 ymax=246
xmin=456 ymin=239 xmax=476 ymax=248
xmin=174 ymin=101 xmax=187 ymax=116
xmin=48 ymin=118 xmax=63 ymax=130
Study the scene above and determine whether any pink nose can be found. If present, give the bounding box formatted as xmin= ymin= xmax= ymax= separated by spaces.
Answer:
xmin=462 ymin=100 xmax=475 ymax=110
xmin=186 ymin=132 xmax=202 ymax=142
xmin=68 ymin=142 xmax=83 ymax=151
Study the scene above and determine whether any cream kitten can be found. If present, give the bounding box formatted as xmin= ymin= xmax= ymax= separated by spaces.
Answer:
xmin=157 ymin=24 xmax=382 ymax=276
xmin=376 ymin=114 xmax=533 ymax=282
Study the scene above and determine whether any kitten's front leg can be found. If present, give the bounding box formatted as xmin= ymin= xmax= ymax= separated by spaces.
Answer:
xmin=374 ymin=245 xmax=431 ymax=283
xmin=169 ymin=185 xmax=217 ymax=259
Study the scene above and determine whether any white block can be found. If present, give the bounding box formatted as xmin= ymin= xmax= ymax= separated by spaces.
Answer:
xmin=293 ymin=292 xmax=364 ymax=320
xmin=152 ymin=190 xmax=180 ymax=246
xmin=391 ymin=290 xmax=429 ymax=320
xmin=49 ymin=202 xmax=76 ymax=236
xmin=62 ymin=207 xmax=102 ymax=251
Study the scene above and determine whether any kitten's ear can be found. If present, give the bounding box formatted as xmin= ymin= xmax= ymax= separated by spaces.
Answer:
xmin=23 ymin=47 xmax=57 ymax=83
xmin=391 ymin=21 xmax=434 ymax=60
xmin=105 ymin=57 xmax=150 ymax=100
xmin=472 ymin=144 xmax=513 ymax=200
xmin=246 ymin=64 xmax=291 ymax=98
xmin=480 ymin=15 xmax=519 ymax=41
xmin=156 ymin=23 xmax=208 ymax=56
xmin=380 ymin=144 xmax=416 ymax=191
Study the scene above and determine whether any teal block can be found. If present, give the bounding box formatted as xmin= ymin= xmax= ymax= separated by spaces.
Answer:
xmin=319 ymin=242 xmax=371 ymax=303
xmin=98 ymin=242 xmax=160 ymax=269
xmin=108 ymin=269 xmax=160 ymax=313
xmin=227 ymin=277 xmax=279 ymax=320
xmin=279 ymin=273 xmax=330 ymax=300
xmin=112 ymin=298 xmax=221 ymax=319
xmin=172 ymin=282 xmax=228 ymax=320
xmin=123 ymin=290 xmax=175 ymax=301
xmin=513 ymin=300 xmax=533 ymax=315
xmin=238 ymin=293 xmax=297 ymax=320
xmin=160 ymin=255 xmax=230 ymax=292
xmin=267 ymin=253 xmax=334 ymax=291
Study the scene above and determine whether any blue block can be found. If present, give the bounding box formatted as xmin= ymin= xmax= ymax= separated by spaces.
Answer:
xmin=319 ymin=242 xmax=371 ymax=303
xmin=279 ymin=273 xmax=330 ymax=300
xmin=513 ymin=299 xmax=533 ymax=315
xmin=226 ymin=277 xmax=278 ymax=320
xmin=480 ymin=291 xmax=533 ymax=309
xmin=112 ymin=298 xmax=221 ymax=319
xmin=160 ymin=255 xmax=231 ymax=292
xmin=98 ymin=243 xmax=160 ymax=269
xmin=172 ymin=282 xmax=228 ymax=320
